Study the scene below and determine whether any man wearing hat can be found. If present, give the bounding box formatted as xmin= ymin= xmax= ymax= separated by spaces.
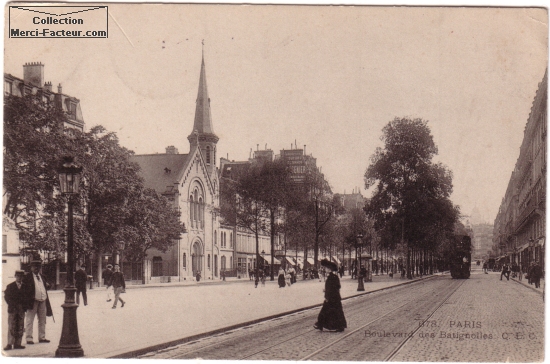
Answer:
xmin=102 ymin=264 xmax=114 ymax=302
xmin=22 ymin=259 xmax=52 ymax=344
xmin=75 ymin=263 xmax=88 ymax=306
xmin=4 ymin=270 xmax=26 ymax=350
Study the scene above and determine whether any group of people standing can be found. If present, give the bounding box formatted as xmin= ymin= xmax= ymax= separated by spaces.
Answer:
xmin=4 ymin=260 xmax=128 ymax=351
xmin=4 ymin=260 xmax=53 ymax=350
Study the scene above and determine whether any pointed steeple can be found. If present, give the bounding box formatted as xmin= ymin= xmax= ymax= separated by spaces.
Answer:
xmin=191 ymin=43 xmax=215 ymax=135
xmin=188 ymin=44 xmax=219 ymax=175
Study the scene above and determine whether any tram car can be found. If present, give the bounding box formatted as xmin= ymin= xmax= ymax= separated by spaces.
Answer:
xmin=449 ymin=235 xmax=472 ymax=279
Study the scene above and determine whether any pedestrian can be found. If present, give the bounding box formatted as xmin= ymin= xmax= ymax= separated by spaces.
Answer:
xmin=500 ymin=263 xmax=510 ymax=281
xmin=285 ymin=270 xmax=291 ymax=287
xmin=4 ymin=270 xmax=27 ymax=350
xmin=260 ymin=270 xmax=266 ymax=287
xmin=102 ymin=264 xmax=114 ymax=302
xmin=288 ymin=265 xmax=296 ymax=284
xmin=528 ymin=263 xmax=535 ymax=285
xmin=22 ymin=259 xmax=53 ymax=344
xmin=518 ymin=265 xmax=523 ymax=281
xmin=278 ymin=267 xmax=286 ymax=288
xmin=482 ymin=262 xmax=488 ymax=274
xmin=314 ymin=259 xmax=347 ymax=332
xmin=75 ymin=263 xmax=88 ymax=306
xmin=532 ymin=262 xmax=542 ymax=289
xmin=196 ymin=270 xmax=201 ymax=282
xmin=111 ymin=263 xmax=126 ymax=309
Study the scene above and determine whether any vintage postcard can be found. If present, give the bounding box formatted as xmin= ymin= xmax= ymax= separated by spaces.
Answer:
xmin=2 ymin=2 xmax=547 ymax=362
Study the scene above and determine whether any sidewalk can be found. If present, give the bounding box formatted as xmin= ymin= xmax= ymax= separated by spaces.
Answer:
xmin=510 ymin=275 xmax=545 ymax=294
xmin=2 ymin=272 xmax=439 ymax=359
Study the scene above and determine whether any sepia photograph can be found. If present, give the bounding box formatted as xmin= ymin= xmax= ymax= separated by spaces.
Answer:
xmin=2 ymin=2 xmax=547 ymax=362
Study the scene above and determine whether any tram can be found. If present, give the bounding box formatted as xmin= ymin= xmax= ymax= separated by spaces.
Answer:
xmin=449 ymin=235 xmax=472 ymax=279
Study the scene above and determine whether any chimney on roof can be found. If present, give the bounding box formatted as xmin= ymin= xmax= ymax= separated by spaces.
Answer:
xmin=304 ymin=145 xmax=306 ymax=155
xmin=44 ymin=81 xmax=52 ymax=92
xmin=23 ymin=62 xmax=44 ymax=87
xmin=57 ymin=83 xmax=63 ymax=94
xmin=165 ymin=146 xmax=179 ymax=154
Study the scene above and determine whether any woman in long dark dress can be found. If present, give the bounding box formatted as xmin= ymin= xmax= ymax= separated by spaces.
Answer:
xmin=278 ymin=267 xmax=286 ymax=288
xmin=314 ymin=260 xmax=347 ymax=332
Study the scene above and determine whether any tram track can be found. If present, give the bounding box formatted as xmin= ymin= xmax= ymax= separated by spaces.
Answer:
xmin=140 ymin=276 xmax=460 ymax=361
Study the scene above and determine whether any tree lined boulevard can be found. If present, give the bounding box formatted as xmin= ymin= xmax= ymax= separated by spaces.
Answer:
xmin=3 ymin=266 xmax=542 ymax=360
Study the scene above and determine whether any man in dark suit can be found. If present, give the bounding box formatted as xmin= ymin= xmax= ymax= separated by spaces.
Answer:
xmin=111 ymin=263 xmax=126 ymax=309
xmin=75 ymin=263 xmax=88 ymax=306
xmin=4 ymin=270 xmax=26 ymax=350
xmin=22 ymin=260 xmax=52 ymax=344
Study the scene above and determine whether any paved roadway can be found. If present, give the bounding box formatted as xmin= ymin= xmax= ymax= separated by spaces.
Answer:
xmin=140 ymin=269 xmax=544 ymax=362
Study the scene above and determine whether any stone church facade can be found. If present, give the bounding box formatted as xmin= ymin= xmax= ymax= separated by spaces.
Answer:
xmin=131 ymin=53 xmax=223 ymax=282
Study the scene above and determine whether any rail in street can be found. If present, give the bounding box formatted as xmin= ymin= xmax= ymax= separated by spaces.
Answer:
xmin=139 ymin=271 xmax=543 ymax=362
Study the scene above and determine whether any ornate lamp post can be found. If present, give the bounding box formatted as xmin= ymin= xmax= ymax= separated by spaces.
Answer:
xmin=261 ymin=250 xmax=265 ymax=274
xmin=357 ymin=234 xmax=364 ymax=291
xmin=56 ymin=157 xmax=84 ymax=358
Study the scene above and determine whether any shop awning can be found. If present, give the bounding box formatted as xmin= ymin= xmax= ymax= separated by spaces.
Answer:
xmin=285 ymin=256 xmax=295 ymax=265
xmin=331 ymin=256 xmax=341 ymax=264
xmin=260 ymin=255 xmax=281 ymax=264
xmin=307 ymin=258 xmax=314 ymax=265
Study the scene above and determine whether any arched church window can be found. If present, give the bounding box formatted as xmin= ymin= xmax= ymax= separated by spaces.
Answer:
xmin=189 ymin=195 xmax=194 ymax=222
xmin=214 ymin=231 xmax=217 ymax=245
xmin=183 ymin=253 xmax=187 ymax=268
xmin=199 ymin=197 xmax=204 ymax=223
xmin=230 ymin=232 xmax=233 ymax=248
xmin=208 ymin=254 xmax=211 ymax=269
xmin=206 ymin=146 xmax=211 ymax=164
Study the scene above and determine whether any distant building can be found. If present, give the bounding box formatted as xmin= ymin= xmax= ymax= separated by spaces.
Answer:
xmin=471 ymin=223 xmax=493 ymax=260
xmin=334 ymin=189 xmax=366 ymax=211
xmin=493 ymin=69 xmax=546 ymax=270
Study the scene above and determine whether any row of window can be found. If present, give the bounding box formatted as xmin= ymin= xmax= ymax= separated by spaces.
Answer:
xmin=214 ymin=230 xmax=233 ymax=248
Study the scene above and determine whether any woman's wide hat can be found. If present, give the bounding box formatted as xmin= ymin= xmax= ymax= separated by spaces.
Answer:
xmin=320 ymin=259 xmax=338 ymax=272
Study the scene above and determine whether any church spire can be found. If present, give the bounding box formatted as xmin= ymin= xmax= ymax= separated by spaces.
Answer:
xmin=188 ymin=45 xmax=219 ymax=174
xmin=190 ymin=41 xmax=216 ymax=136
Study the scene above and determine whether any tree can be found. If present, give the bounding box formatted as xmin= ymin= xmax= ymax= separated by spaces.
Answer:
xmin=4 ymin=94 xmax=185 ymax=283
xmin=364 ymin=117 xmax=459 ymax=278
xmin=300 ymin=170 xmax=335 ymax=268
xmin=115 ymin=187 xmax=186 ymax=264
xmin=4 ymin=94 xmax=90 ymax=258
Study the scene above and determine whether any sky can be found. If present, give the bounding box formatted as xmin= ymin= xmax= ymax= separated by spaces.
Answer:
xmin=4 ymin=3 xmax=548 ymax=225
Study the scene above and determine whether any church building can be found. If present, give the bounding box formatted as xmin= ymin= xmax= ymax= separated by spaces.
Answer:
xmin=130 ymin=52 xmax=223 ymax=282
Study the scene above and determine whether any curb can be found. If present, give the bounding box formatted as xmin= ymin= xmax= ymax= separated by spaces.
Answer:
xmin=510 ymin=277 xmax=544 ymax=295
xmin=109 ymin=274 xmax=439 ymax=359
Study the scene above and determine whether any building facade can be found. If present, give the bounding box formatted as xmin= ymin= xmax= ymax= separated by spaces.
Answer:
xmin=131 ymin=53 xmax=221 ymax=282
xmin=493 ymin=69 xmax=546 ymax=272
xmin=3 ymin=62 xmax=85 ymax=288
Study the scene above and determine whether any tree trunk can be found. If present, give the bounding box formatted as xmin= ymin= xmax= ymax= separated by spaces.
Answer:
xmin=96 ymin=248 xmax=103 ymax=287
xmin=270 ymin=210 xmax=275 ymax=281
xmin=407 ymin=246 xmax=412 ymax=279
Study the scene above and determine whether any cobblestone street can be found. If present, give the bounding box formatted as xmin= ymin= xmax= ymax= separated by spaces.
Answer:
xmin=139 ymin=267 xmax=544 ymax=361
xmin=392 ymin=269 xmax=544 ymax=362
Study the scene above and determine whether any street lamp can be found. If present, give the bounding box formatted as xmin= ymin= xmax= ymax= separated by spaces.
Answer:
xmin=56 ymin=156 xmax=84 ymax=358
xmin=356 ymin=234 xmax=364 ymax=291
xmin=261 ymin=250 xmax=265 ymax=273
